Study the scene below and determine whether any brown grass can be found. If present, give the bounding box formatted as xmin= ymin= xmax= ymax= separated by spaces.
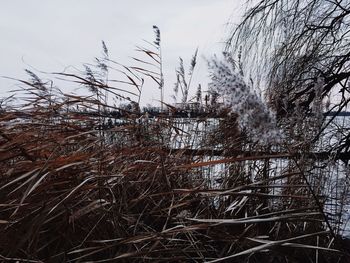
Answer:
xmin=0 ymin=81 xmax=348 ymax=263
xmin=0 ymin=35 xmax=349 ymax=261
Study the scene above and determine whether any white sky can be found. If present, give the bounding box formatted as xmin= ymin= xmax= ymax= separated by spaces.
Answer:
xmin=0 ymin=0 xmax=244 ymax=106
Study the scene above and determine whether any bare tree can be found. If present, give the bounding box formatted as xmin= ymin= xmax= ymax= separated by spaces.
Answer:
xmin=228 ymin=0 xmax=350 ymax=153
xmin=228 ymin=0 xmax=350 ymax=114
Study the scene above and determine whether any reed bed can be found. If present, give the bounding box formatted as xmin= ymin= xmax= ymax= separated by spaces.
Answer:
xmin=0 ymin=81 xmax=349 ymax=263
xmin=1 ymin=34 xmax=350 ymax=261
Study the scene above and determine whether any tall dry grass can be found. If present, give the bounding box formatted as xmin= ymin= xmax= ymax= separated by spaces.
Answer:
xmin=0 ymin=36 xmax=349 ymax=262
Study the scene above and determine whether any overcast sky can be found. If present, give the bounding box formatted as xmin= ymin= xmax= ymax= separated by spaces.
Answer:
xmin=0 ymin=1 xmax=244 ymax=106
